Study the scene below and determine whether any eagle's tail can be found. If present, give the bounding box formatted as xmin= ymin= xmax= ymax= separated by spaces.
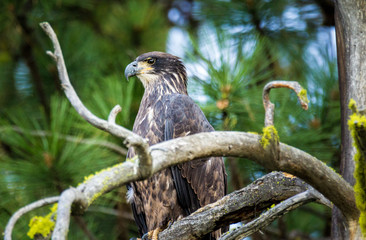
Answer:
xmin=206 ymin=226 xmax=228 ymax=240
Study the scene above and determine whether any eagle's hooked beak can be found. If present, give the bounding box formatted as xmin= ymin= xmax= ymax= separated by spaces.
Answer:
xmin=124 ymin=60 xmax=139 ymax=81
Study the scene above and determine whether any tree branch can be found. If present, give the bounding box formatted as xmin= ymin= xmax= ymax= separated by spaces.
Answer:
xmin=219 ymin=189 xmax=324 ymax=240
xmin=53 ymin=188 xmax=88 ymax=240
xmin=158 ymin=172 xmax=331 ymax=240
xmin=108 ymin=105 xmax=122 ymax=124
xmin=149 ymin=132 xmax=357 ymax=220
xmin=39 ymin=22 xmax=151 ymax=179
xmin=4 ymin=196 xmax=59 ymax=240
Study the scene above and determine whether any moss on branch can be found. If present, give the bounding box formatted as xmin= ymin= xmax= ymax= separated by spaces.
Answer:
xmin=27 ymin=204 xmax=58 ymax=239
xmin=260 ymin=126 xmax=279 ymax=149
xmin=298 ymin=89 xmax=309 ymax=105
xmin=348 ymin=99 xmax=366 ymax=236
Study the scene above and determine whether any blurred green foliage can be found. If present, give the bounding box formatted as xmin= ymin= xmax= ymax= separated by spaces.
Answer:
xmin=0 ymin=0 xmax=338 ymax=239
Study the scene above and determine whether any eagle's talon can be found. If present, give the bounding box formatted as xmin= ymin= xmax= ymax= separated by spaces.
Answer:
xmin=142 ymin=228 xmax=161 ymax=240
xmin=167 ymin=220 xmax=174 ymax=229
xmin=141 ymin=232 xmax=150 ymax=240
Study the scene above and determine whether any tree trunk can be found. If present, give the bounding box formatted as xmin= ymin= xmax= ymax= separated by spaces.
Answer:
xmin=334 ymin=0 xmax=366 ymax=238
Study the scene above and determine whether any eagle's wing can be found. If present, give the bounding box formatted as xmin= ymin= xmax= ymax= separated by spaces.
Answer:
xmin=126 ymin=183 xmax=148 ymax=235
xmin=165 ymin=94 xmax=227 ymax=215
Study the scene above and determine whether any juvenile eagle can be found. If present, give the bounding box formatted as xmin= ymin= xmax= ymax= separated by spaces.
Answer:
xmin=125 ymin=52 xmax=227 ymax=240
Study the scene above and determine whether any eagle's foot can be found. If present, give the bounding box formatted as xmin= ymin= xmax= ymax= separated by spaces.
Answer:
xmin=142 ymin=227 xmax=161 ymax=240
xmin=167 ymin=220 xmax=174 ymax=229
xmin=141 ymin=233 xmax=148 ymax=240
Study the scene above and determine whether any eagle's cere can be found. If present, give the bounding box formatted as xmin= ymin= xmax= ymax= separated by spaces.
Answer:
xmin=125 ymin=51 xmax=227 ymax=240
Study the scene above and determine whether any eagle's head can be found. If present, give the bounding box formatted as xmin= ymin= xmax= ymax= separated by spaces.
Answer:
xmin=125 ymin=51 xmax=187 ymax=94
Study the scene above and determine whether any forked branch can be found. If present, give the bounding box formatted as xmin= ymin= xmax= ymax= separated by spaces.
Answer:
xmin=158 ymin=172 xmax=331 ymax=240
xmin=39 ymin=22 xmax=152 ymax=179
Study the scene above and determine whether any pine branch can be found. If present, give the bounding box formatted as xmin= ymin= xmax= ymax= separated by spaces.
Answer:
xmin=0 ymin=126 xmax=127 ymax=156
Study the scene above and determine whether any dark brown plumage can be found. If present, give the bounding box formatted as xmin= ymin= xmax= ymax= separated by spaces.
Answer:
xmin=125 ymin=52 xmax=227 ymax=239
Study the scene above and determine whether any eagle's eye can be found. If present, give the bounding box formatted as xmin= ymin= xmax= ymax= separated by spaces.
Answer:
xmin=145 ymin=58 xmax=156 ymax=64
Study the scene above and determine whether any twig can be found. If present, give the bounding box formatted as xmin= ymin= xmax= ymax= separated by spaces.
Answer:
xmin=39 ymin=22 xmax=151 ymax=177
xmin=263 ymin=81 xmax=309 ymax=126
xmin=219 ymin=189 xmax=326 ymax=240
xmin=0 ymin=126 xmax=127 ymax=156
xmin=108 ymin=105 xmax=122 ymax=124
xmin=4 ymin=196 xmax=59 ymax=240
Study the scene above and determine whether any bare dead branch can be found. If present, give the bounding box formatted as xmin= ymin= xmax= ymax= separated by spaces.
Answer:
xmin=0 ymin=126 xmax=127 ymax=156
xmin=37 ymin=22 xmax=152 ymax=239
xmin=157 ymin=172 xmax=330 ymax=240
xmin=263 ymin=81 xmax=309 ymax=126
xmin=39 ymin=22 xmax=151 ymax=178
xmin=53 ymin=188 xmax=88 ymax=240
xmin=148 ymin=132 xmax=356 ymax=220
xmin=4 ymin=196 xmax=59 ymax=240
xmin=219 ymin=189 xmax=325 ymax=240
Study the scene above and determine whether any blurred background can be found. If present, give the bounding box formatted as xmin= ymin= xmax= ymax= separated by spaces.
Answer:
xmin=0 ymin=0 xmax=338 ymax=239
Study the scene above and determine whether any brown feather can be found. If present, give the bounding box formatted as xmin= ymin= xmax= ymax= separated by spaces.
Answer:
xmin=127 ymin=52 xmax=227 ymax=239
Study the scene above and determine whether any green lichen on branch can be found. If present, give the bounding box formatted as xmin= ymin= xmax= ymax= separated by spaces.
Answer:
xmin=126 ymin=155 xmax=138 ymax=163
xmin=27 ymin=204 xmax=58 ymax=239
xmin=248 ymin=131 xmax=259 ymax=135
xmin=260 ymin=126 xmax=279 ymax=149
xmin=78 ymin=161 xmax=138 ymax=205
xmin=80 ymin=161 xmax=127 ymax=186
xmin=349 ymin=98 xmax=358 ymax=114
xmin=348 ymin=99 xmax=366 ymax=236
xmin=298 ymin=89 xmax=309 ymax=105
